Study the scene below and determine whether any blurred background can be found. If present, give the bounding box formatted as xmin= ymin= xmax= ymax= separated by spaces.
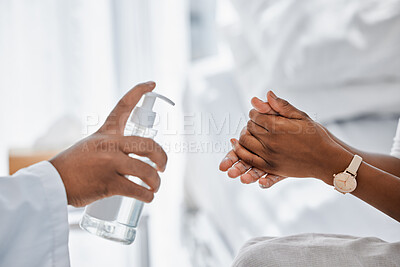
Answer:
xmin=1 ymin=0 xmax=400 ymax=266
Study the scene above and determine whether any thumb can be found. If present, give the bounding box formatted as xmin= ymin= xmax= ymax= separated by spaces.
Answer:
xmin=266 ymin=91 xmax=306 ymax=119
xmin=101 ymin=81 xmax=156 ymax=134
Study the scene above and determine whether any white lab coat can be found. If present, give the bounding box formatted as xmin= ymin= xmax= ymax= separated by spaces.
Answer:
xmin=0 ymin=161 xmax=70 ymax=267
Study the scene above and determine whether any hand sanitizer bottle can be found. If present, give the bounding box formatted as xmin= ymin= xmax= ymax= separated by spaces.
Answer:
xmin=80 ymin=92 xmax=175 ymax=244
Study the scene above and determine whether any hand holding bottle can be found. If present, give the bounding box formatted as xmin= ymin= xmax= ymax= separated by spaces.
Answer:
xmin=50 ymin=82 xmax=168 ymax=207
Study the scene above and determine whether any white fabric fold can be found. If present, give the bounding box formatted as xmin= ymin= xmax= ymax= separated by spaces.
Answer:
xmin=232 ymin=233 xmax=400 ymax=267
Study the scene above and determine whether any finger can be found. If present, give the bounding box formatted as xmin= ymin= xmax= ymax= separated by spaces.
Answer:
xmin=240 ymin=168 xmax=266 ymax=184
xmin=119 ymin=136 xmax=167 ymax=172
xmin=227 ymin=138 xmax=255 ymax=178
xmin=251 ymin=97 xmax=278 ymax=115
xmin=116 ymin=155 xmax=161 ymax=192
xmin=228 ymin=160 xmax=251 ymax=178
xmin=247 ymin=119 xmax=271 ymax=138
xmin=240 ymin=172 xmax=254 ymax=184
xmin=101 ymin=81 xmax=156 ymax=134
xmin=219 ymin=150 xmax=239 ymax=171
xmin=231 ymin=138 xmax=270 ymax=171
xmin=249 ymin=109 xmax=284 ymax=132
xmin=111 ymin=175 xmax=155 ymax=203
xmin=259 ymin=175 xmax=286 ymax=189
xmin=267 ymin=91 xmax=307 ymax=120
xmin=250 ymin=168 xmax=266 ymax=182
xmin=238 ymin=131 xmax=266 ymax=157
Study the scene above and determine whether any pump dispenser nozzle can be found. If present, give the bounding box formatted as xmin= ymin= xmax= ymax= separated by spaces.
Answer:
xmin=131 ymin=92 xmax=175 ymax=128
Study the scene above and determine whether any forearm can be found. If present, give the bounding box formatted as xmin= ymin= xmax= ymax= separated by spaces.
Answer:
xmin=354 ymin=161 xmax=400 ymax=222
xmin=325 ymin=147 xmax=400 ymax=222
xmin=325 ymin=127 xmax=400 ymax=177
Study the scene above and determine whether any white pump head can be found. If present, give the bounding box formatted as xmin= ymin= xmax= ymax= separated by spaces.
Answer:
xmin=131 ymin=92 xmax=175 ymax=128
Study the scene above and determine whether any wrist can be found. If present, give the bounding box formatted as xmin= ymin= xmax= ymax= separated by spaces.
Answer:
xmin=317 ymin=143 xmax=354 ymax=185
xmin=49 ymin=156 xmax=73 ymax=205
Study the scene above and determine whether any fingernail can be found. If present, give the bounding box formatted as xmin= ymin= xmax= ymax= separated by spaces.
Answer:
xmin=230 ymin=139 xmax=237 ymax=147
xmin=251 ymin=97 xmax=263 ymax=105
xmin=145 ymin=81 xmax=156 ymax=86
xmin=269 ymin=91 xmax=278 ymax=99
xmin=259 ymin=183 xmax=268 ymax=189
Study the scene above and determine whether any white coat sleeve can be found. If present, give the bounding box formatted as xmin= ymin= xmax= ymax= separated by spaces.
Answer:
xmin=0 ymin=161 xmax=70 ymax=267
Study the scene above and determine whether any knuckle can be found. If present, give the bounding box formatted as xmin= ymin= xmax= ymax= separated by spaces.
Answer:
xmin=249 ymin=109 xmax=261 ymax=121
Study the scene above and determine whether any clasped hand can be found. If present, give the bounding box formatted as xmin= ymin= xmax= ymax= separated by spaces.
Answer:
xmin=220 ymin=91 xmax=346 ymax=188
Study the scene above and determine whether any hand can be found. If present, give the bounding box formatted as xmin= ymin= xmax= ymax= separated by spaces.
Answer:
xmin=49 ymin=82 xmax=168 ymax=207
xmin=229 ymin=91 xmax=352 ymax=185
xmin=219 ymin=98 xmax=286 ymax=188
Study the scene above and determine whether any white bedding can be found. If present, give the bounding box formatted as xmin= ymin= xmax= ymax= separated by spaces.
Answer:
xmin=232 ymin=233 xmax=400 ymax=267
xmin=224 ymin=0 xmax=400 ymax=123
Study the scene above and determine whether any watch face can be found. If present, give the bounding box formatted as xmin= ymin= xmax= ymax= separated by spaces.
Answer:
xmin=333 ymin=172 xmax=357 ymax=193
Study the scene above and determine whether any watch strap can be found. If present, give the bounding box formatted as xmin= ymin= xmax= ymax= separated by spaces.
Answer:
xmin=345 ymin=155 xmax=363 ymax=176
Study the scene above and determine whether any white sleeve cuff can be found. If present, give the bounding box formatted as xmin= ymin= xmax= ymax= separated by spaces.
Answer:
xmin=28 ymin=161 xmax=70 ymax=266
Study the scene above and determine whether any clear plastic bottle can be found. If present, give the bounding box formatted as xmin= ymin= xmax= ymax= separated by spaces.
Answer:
xmin=80 ymin=92 xmax=174 ymax=244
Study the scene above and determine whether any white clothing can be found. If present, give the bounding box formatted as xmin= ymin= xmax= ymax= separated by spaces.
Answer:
xmin=0 ymin=161 xmax=70 ymax=267
xmin=391 ymin=119 xmax=400 ymax=159
xmin=232 ymin=234 xmax=400 ymax=267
